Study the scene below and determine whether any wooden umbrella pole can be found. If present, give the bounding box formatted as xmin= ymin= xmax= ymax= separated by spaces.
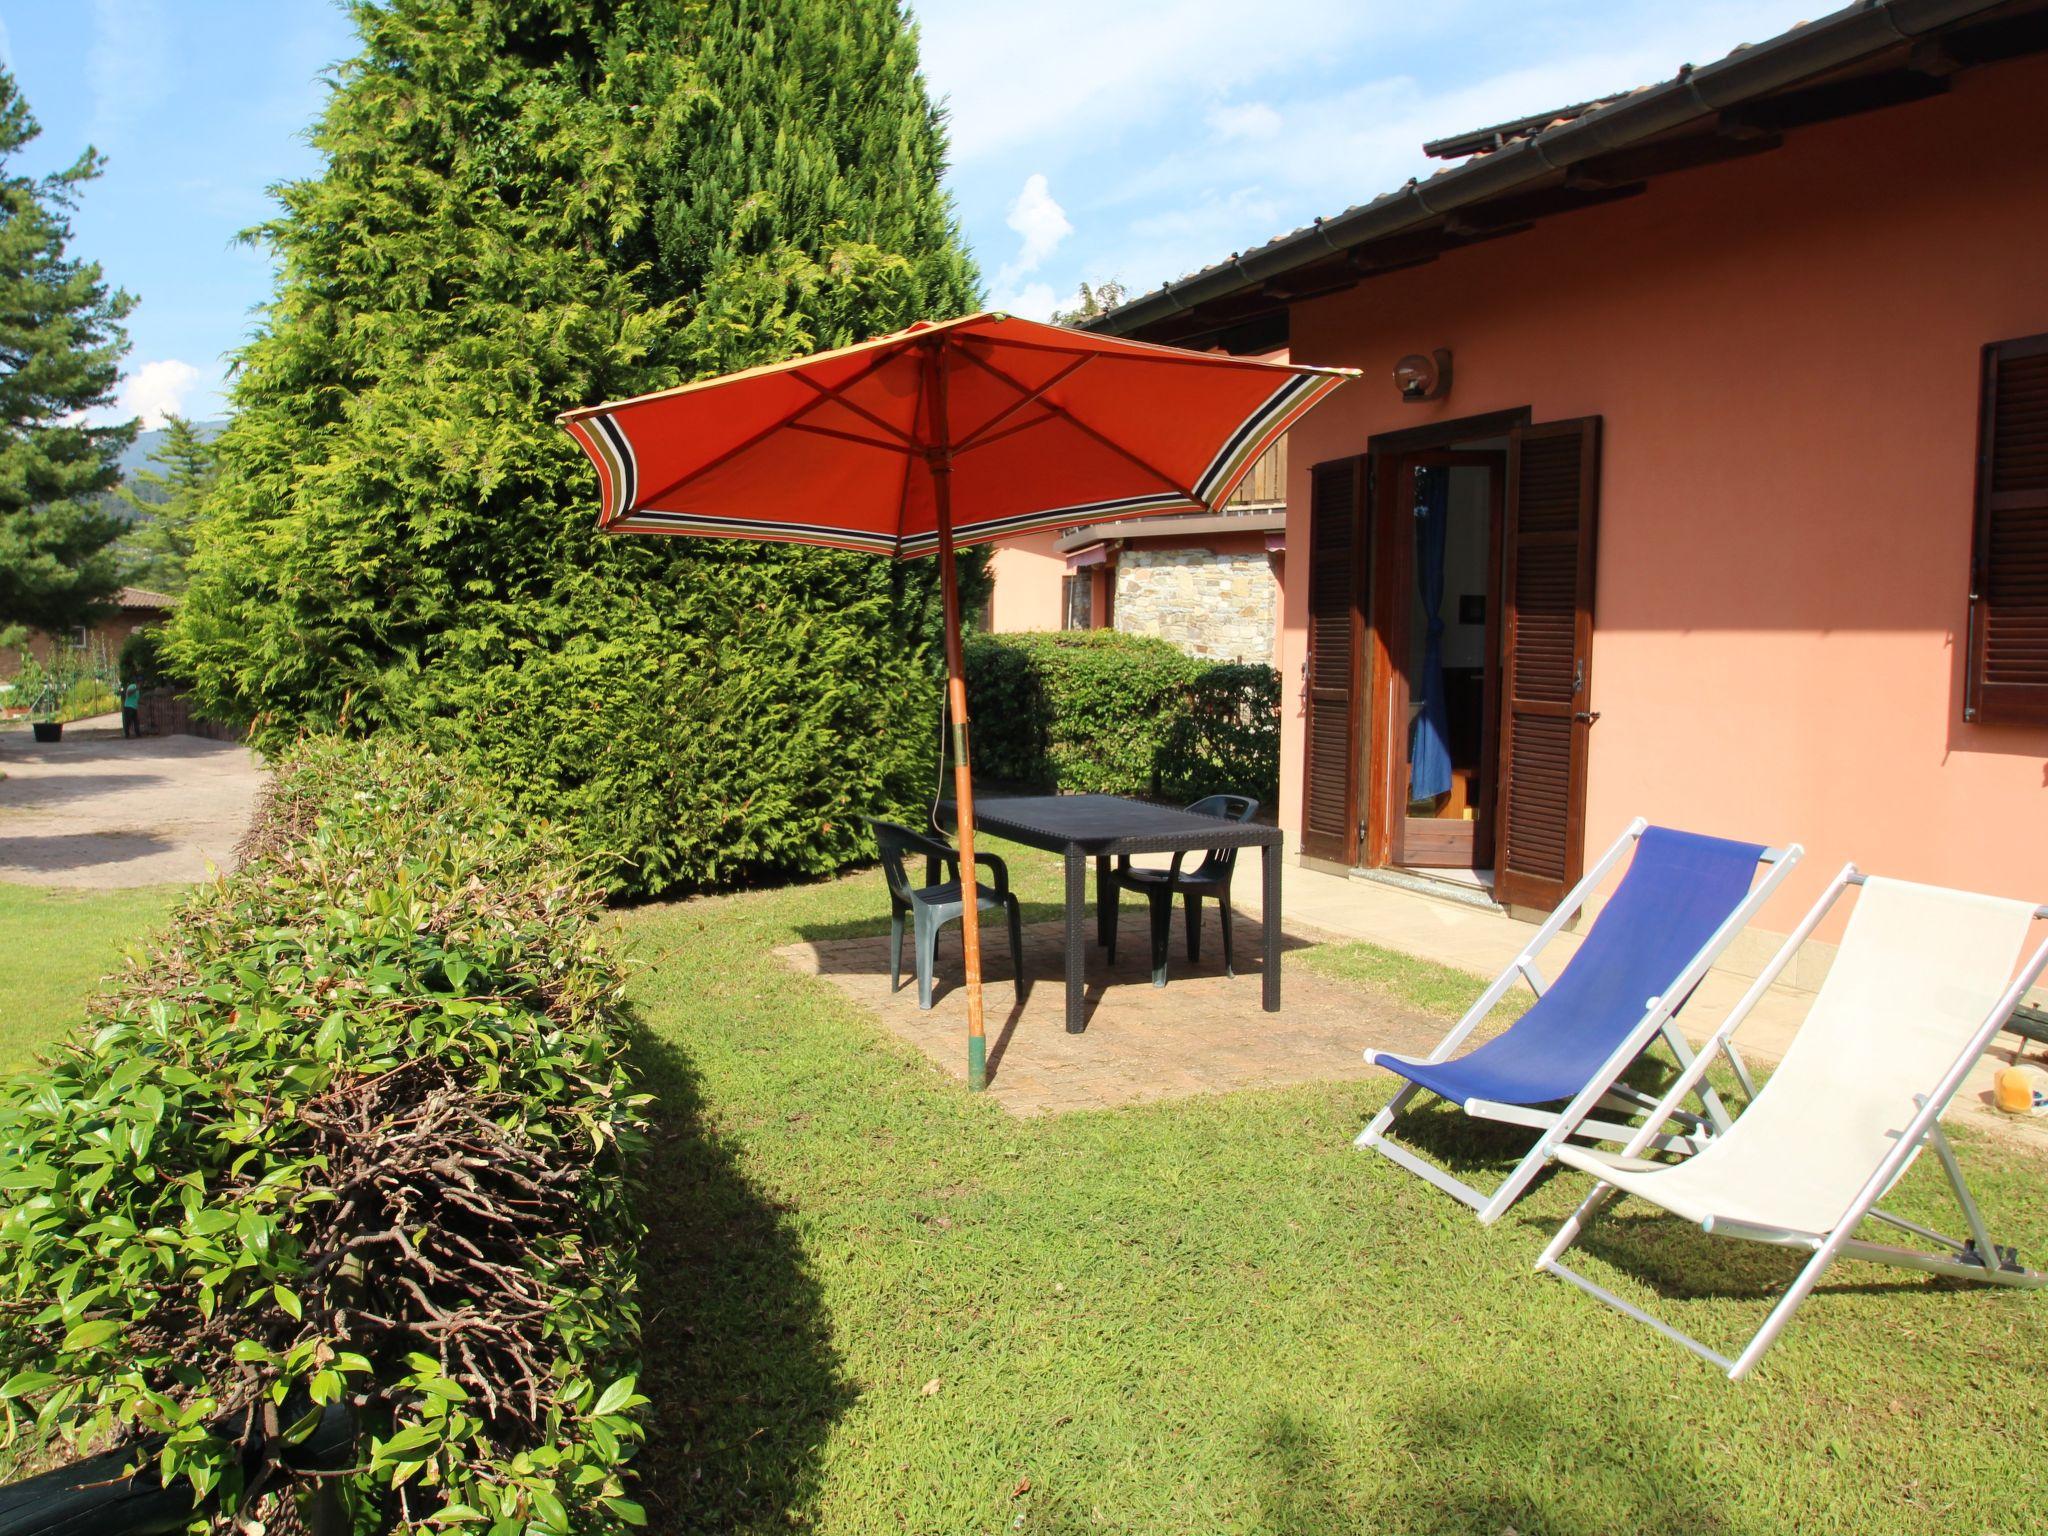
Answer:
xmin=926 ymin=341 xmax=988 ymax=1091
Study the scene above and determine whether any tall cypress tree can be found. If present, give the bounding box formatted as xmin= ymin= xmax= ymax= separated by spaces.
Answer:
xmin=176 ymin=0 xmax=981 ymax=894
xmin=657 ymin=0 xmax=978 ymax=372
xmin=0 ymin=67 xmax=135 ymax=638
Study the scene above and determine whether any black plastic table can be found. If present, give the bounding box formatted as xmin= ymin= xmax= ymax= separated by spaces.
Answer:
xmin=940 ymin=794 xmax=1283 ymax=1032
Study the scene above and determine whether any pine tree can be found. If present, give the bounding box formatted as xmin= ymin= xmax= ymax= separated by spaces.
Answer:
xmin=174 ymin=0 xmax=982 ymax=894
xmin=0 ymin=66 xmax=135 ymax=638
xmin=116 ymin=414 xmax=217 ymax=594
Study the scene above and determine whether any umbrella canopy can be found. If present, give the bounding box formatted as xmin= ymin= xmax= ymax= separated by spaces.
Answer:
xmin=561 ymin=312 xmax=1353 ymax=552
xmin=561 ymin=312 xmax=1356 ymax=1089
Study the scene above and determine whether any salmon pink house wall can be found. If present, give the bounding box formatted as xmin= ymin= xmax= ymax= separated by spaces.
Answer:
xmin=987 ymin=532 xmax=1067 ymax=632
xmin=1274 ymin=54 xmax=2048 ymax=937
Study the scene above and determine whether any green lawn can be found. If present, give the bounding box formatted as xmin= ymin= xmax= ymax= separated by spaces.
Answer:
xmin=618 ymin=841 xmax=2048 ymax=1535
xmin=3 ymin=855 xmax=2042 ymax=1532
xmin=0 ymin=883 xmax=185 ymax=1070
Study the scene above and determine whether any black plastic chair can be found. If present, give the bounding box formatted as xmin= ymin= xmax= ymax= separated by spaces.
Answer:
xmin=1105 ymin=794 xmax=1260 ymax=987
xmin=870 ymin=820 xmax=1025 ymax=1011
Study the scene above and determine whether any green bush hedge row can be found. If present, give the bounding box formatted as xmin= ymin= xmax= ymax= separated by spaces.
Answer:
xmin=0 ymin=739 xmax=649 ymax=1533
xmin=963 ymin=631 xmax=1280 ymax=805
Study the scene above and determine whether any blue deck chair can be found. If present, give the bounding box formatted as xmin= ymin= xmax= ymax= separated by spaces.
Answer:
xmin=1353 ymin=819 xmax=1801 ymax=1224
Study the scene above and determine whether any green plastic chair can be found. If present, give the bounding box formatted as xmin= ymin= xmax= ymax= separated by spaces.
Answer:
xmin=1105 ymin=794 xmax=1259 ymax=986
xmin=871 ymin=820 xmax=1025 ymax=1011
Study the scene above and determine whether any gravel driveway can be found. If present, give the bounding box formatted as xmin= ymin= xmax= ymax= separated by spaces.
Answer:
xmin=0 ymin=718 xmax=266 ymax=888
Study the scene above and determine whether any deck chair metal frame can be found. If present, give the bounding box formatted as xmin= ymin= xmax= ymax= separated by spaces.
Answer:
xmin=1354 ymin=818 xmax=1802 ymax=1225
xmin=1538 ymin=861 xmax=2048 ymax=1380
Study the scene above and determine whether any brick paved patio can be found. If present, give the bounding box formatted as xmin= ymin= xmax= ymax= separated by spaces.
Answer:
xmin=776 ymin=907 xmax=1449 ymax=1115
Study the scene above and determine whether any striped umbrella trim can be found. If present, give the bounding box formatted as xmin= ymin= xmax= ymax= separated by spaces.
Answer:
xmin=895 ymin=491 xmax=1196 ymax=555
xmin=608 ymin=510 xmax=903 ymax=553
xmin=594 ymin=413 xmax=638 ymax=516
xmin=1194 ymin=371 xmax=1346 ymax=505
xmin=607 ymin=490 xmax=1203 ymax=558
xmin=566 ymin=415 xmax=641 ymax=524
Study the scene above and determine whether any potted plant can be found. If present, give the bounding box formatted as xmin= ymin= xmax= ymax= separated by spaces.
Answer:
xmin=30 ymin=677 xmax=62 ymax=743
xmin=6 ymin=655 xmax=60 ymax=742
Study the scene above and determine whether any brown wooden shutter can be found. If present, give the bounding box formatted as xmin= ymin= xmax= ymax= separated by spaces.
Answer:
xmin=1494 ymin=418 xmax=1601 ymax=911
xmin=1302 ymin=456 xmax=1365 ymax=865
xmin=1966 ymin=333 xmax=2048 ymax=726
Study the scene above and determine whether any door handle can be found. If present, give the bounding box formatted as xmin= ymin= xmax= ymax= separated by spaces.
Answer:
xmin=1573 ymin=710 xmax=1601 ymax=724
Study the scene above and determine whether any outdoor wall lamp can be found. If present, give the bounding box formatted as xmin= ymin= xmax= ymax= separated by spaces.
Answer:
xmin=1394 ymin=349 xmax=1452 ymax=403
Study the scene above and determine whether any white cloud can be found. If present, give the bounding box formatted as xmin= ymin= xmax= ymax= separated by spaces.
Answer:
xmin=1127 ymin=186 xmax=1282 ymax=249
xmin=114 ymin=359 xmax=203 ymax=429
xmin=921 ymin=0 xmax=1823 ymax=310
xmin=987 ymin=282 xmax=1060 ymax=322
xmin=1207 ymin=102 xmax=1282 ymax=142
xmin=914 ymin=0 xmax=1412 ymax=164
xmin=1068 ymin=0 xmax=1821 ymax=300
xmin=1003 ymin=173 xmax=1072 ymax=274
xmin=88 ymin=0 xmax=171 ymax=145
xmin=990 ymin=174 xmax=1072 ymax=308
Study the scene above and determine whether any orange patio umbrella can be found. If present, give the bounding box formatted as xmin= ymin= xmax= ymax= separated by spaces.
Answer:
xmin=560 ymin=312 xmax=1354 ymax=1089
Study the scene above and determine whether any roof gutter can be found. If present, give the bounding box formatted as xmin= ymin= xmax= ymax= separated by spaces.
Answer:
xmin=1053 ymin=510 xmax=1287 ymax=552
xmin=1084 ymin=0 xmax=2004 ymax=337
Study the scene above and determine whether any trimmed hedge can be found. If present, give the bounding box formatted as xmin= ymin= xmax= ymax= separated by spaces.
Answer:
xmin=964 ymin=631 xmax=1280 ymax=805
xmin=425 ymin=560 xmax=974 ymax=896
xmin=0 ymin=739 xmax=648 ymax=1532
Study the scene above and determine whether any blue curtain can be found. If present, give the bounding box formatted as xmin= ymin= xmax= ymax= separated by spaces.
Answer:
xmin=1408 ymin=466 xmax=1454 ymax=802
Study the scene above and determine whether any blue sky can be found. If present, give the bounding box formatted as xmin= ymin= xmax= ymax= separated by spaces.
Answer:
xmin=0 ymin=0 xmax=1820 ymax=426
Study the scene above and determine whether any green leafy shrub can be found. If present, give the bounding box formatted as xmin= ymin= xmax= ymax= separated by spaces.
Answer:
xmin=963 ymin=631 xmax=1280 ymax=805
xmin=5 ymin=641 xmax=116 ymax=723
xmin=0 ymin=738 xmax=649 ymax=1532
xmin=1163 ymin=662 xmax=1283 ymax=807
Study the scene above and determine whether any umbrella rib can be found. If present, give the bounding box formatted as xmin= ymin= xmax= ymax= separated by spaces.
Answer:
xmin=952 ymin=344 xmax=1204 ymax=505
xmin=953 ymin=407 xmax=1060 ymax=457
xmin=793 ymin=372 xmax=919 ymax=447
xmin=629 ymin=348 xmax=905 ymax=511
xmin=787 ymin=421 xmax=916 ymax=455
xmin=893 ymin=346 xmax=932 ymax=555
xmin=951 ymin=353 xmax=1094 ymax=453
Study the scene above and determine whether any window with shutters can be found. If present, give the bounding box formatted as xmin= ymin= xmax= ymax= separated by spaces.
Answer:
xmin=1967 ymin=333 xmax=2048 ymax=725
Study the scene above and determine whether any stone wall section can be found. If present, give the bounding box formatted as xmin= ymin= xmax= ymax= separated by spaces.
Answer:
xmin=1113 ymin=548 xmax=1276 ymax=664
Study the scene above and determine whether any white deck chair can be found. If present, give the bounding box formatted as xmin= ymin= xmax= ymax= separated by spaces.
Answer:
xmin=1537 ymin=865 xmax=2048 ymax=1380
xmin=1354 ymin=820 xmax=1801 ymax=1225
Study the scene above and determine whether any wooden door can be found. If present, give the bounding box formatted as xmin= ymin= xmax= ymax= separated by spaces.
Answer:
xmin=1494 ymin=418 xmax=1601 ymax=910
xmin=1301 ymin=456 xmax=1365 ymax=865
